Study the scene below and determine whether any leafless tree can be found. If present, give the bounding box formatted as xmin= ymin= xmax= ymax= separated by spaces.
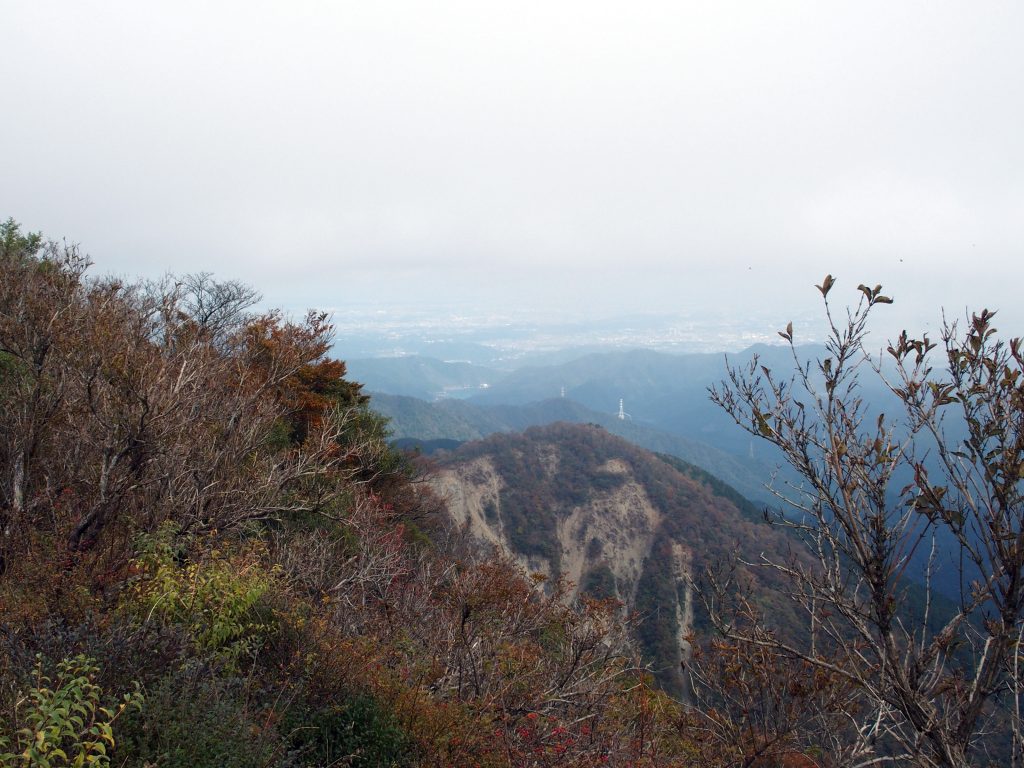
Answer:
xmin=707 ymin=277 xmax=1024 ymax=766
xmin=0 ymin=234 xmax=90 ymax=570
xmin=177 ymin=271 xmax=260 ymax=344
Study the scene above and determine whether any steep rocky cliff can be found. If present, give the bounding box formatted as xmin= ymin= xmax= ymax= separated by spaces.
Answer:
xmin=430 ymin=422 xmax=802 ymax=695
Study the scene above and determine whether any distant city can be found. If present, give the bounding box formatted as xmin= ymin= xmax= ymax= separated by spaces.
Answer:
xmin=329 ymin=304 xmax=825 ymax=364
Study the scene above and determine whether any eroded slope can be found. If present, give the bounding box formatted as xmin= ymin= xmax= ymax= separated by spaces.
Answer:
xmin=431 ymin=422 xmax=801 ymax=695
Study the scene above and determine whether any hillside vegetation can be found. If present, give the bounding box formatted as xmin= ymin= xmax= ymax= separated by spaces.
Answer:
xmin=430 ymin=423 xmax=807 ymax=697
xmin=0 ymin=222 xmax=705 ymax=767
xmin=4 ymin=221 xmax=1015 ymax=766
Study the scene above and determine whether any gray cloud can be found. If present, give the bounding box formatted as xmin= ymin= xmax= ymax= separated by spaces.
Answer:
xmin=3 ymin=1 xmax=1023 ymax=335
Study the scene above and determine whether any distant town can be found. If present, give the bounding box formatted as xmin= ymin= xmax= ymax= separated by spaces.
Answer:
xmin=327 ymin=303 xmax=825 ymax=363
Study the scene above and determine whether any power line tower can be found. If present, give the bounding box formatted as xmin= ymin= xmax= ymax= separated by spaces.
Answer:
xmin=617 ymin=398 xmax=631 ymax=421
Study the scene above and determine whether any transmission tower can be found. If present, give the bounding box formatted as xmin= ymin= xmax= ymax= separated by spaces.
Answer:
xmin=617 ymin=398 xmax=631 ymax=421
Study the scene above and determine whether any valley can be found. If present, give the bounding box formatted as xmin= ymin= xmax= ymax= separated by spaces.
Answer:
xmin=347 ymin=344 xmax=813 ymax=507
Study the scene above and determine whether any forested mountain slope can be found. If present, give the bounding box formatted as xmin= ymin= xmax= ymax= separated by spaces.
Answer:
xmin=468 ymin=347 xmax=796 ymax=457
xmin=5 ymin=220 xmax=1012 ymax=765
xmin=0 ymin=222 xmax=702 ymax=767
xmin=430 ymin=422 xmax=808 ymax=696
xmin=372 ymin=392 xmax=781 ymax=506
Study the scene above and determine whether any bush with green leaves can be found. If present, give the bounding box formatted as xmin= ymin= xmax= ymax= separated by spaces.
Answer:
xmin=125 ymin=525 xmax=277 ymax=669
xmin=0 ymin=654 xmax=141 ymax=768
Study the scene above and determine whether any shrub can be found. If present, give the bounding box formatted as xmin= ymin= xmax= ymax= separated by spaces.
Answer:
xmin=116 ymin=665 xmax=278 ymax=768
xmin=124 ymin=525 xmax=277 ymax=669
xmin=285 ymin=694 xmax=417 ymax=768
xmin=0 ymin=654 xmax=142 ymax=768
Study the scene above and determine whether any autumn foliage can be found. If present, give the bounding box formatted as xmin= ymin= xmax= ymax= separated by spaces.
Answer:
xmin=2 ymin=221 xmax=731 ymax=766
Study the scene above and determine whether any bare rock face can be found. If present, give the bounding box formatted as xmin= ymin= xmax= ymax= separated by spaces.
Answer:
xmin=429 ymin=422 xmax=796 ymax=696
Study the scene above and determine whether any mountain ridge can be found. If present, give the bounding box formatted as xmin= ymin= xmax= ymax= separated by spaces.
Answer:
xmin=429 ymin=421 xmax=808 ymax=695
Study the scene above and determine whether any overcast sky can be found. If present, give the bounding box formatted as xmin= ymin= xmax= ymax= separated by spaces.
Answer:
xmin=3 ymin=1 xmax=1023 ymax=337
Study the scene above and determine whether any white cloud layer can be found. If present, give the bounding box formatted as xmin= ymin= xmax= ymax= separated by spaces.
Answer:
xmin=3 ymin=1 xmax=1022 ymax=335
